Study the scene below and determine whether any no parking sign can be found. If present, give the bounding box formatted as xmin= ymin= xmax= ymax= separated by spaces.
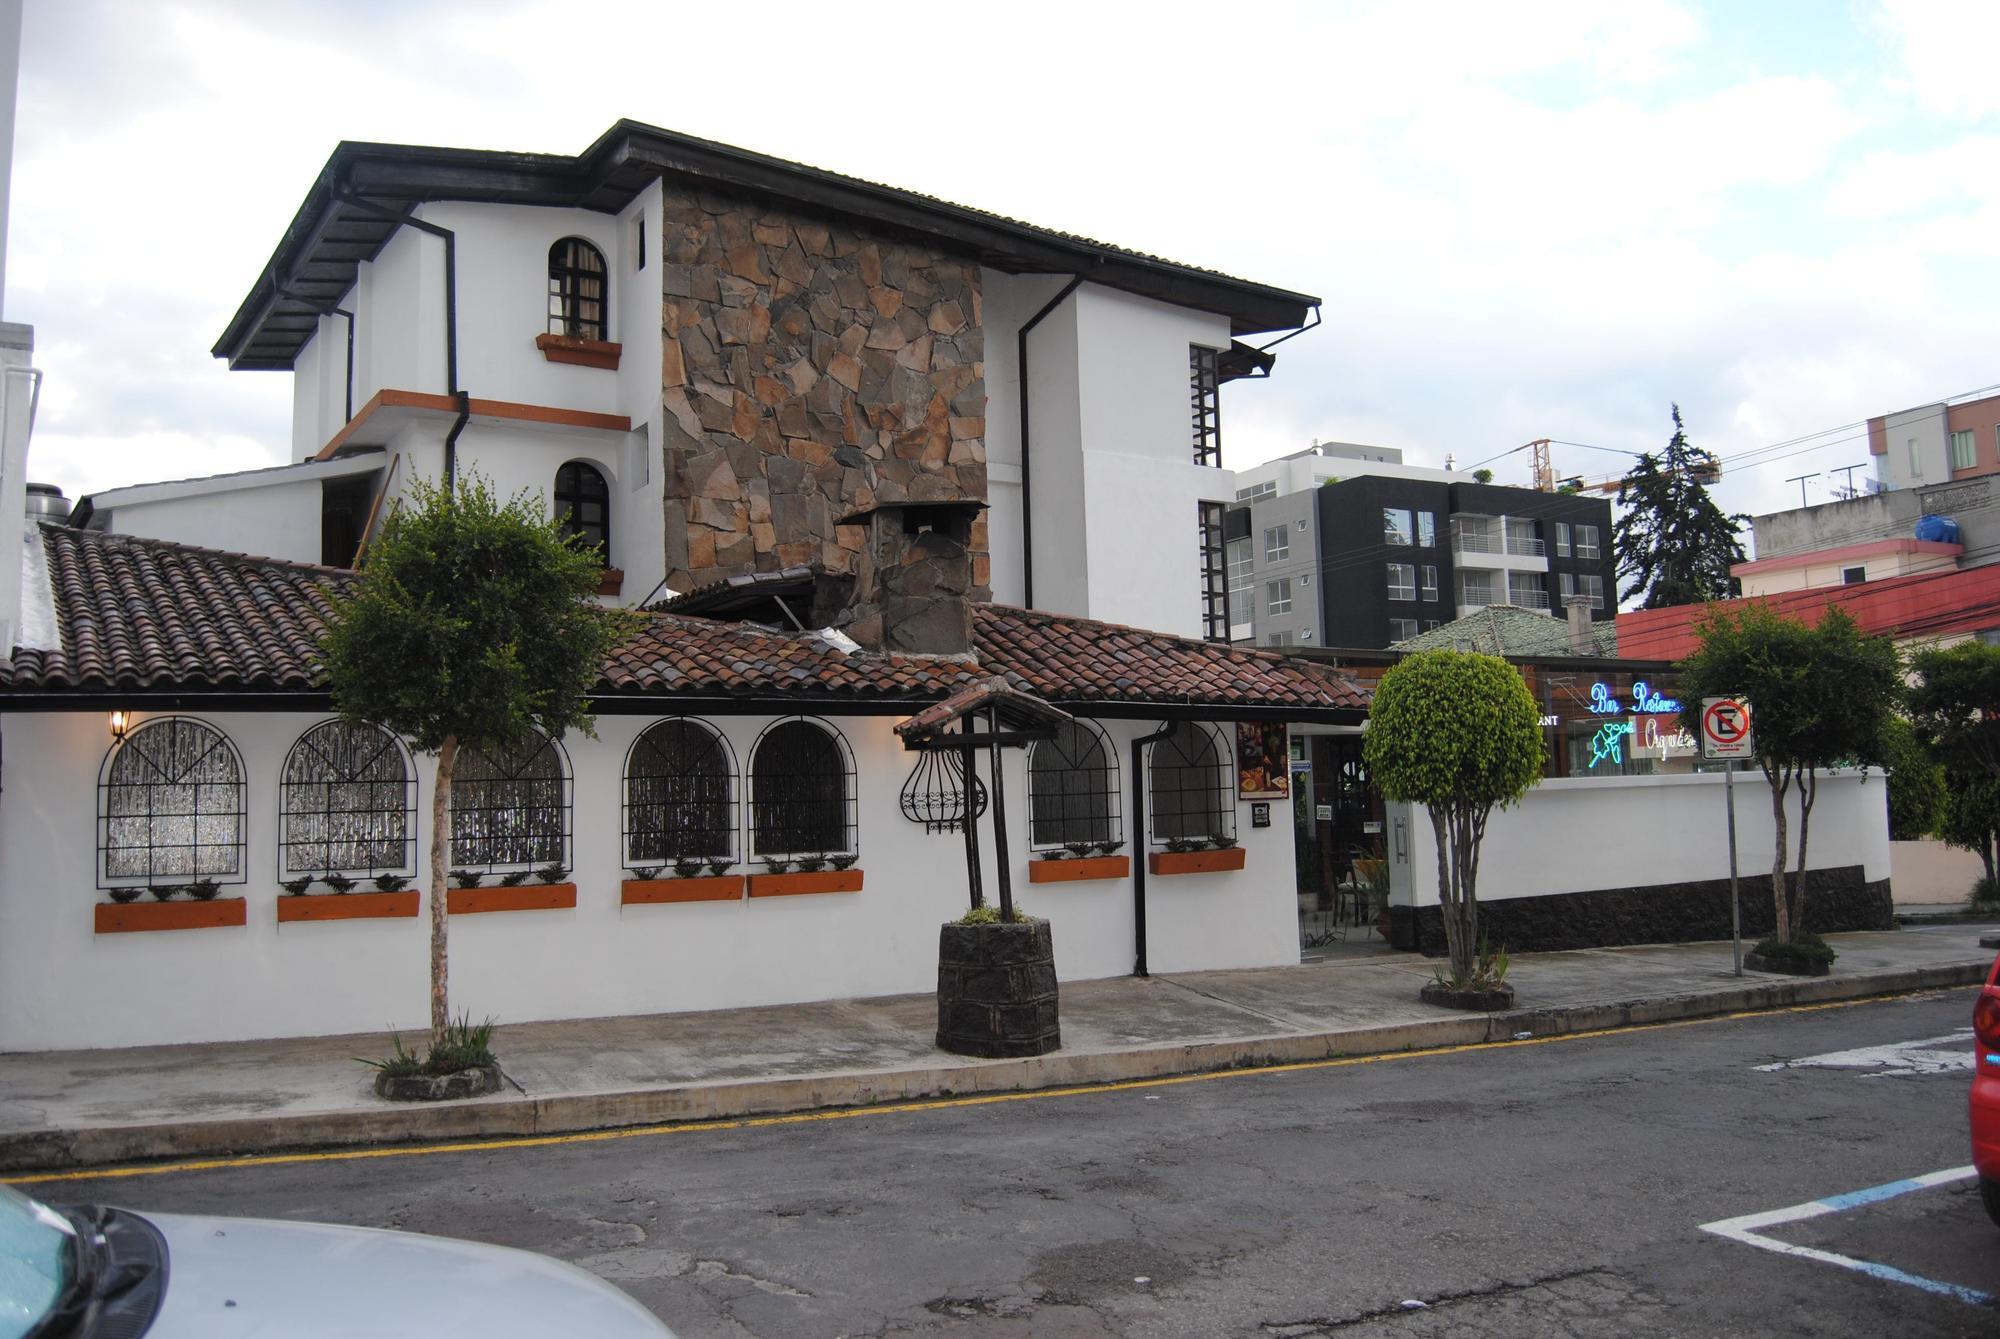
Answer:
xmin=1701 ymin=697 xmax=1754 ymax=760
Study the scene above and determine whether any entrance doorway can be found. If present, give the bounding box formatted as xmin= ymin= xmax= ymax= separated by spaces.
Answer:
xmin=1295 ymin=733 xmax=1389 ymax=956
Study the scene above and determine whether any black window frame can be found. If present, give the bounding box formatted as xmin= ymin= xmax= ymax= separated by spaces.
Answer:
xmin=279 ymin=719 xmax=416 ymax=880
xmin=749 ymin=717 xmax=858 ymax=862
xmin=1190 ymin=345 xmax=1222 ymax=467
xmin=547 ymin=236 xmax=609 ymax=341
xmin=98 ymin=716 xmax=248 ymax=891
xmin=1198 ymin=501 xmax=1229 ymax=643
xmin=1028 ymin=720 xmax=1123 ymax=851
xmin=450 ymin=728 xmax=573 ymax=873
xmin=1147 ymin=720 xmax=1237 ymax=846
xmin=624 ymin=718 xmax=739 ymax=868
xmin=554 ymin=460 xmax=612 ymax=566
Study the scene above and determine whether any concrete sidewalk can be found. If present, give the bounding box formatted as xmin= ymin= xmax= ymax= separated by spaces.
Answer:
xmin=3 ymin=925 xmax=1992 ymax=1174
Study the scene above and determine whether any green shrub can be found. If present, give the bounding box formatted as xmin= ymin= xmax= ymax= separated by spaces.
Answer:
xmin=536 ymin=863 xmax=569 ymax=885
xmin=1752 ymin=931 xmax=1837 ymax=965
xmin=957 ymin=903 xmax=1033 ymax=926
xmin=323 ymin=873 xmax=356 ymax=893
xmin=498 ymin=869 xmax=531 ymax=887
xmin=1970 ymin=877 xmax=2000 ymax=908
xmin=280 ymin=877 xmax=313 ymax=896
xmin=372 ymin=873 xmax=409 ymax=892
xmin=359 ymin=1013 xmax=497 ymax=1079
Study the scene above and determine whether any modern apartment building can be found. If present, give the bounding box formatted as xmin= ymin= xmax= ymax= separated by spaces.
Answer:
xmin=1225 ymin=445 xmax=1616 ymax=649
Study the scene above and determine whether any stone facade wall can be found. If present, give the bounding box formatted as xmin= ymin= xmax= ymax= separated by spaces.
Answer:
xmin=658 ymin=187 xmax=988 ymax=593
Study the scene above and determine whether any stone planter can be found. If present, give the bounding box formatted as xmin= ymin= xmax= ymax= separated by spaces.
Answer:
xmin=622 ymin=876 xmax=743 ymax=905
xmin=1028 ymin=855 xmax=1130 ymax=884
xmin=95 ymin=897 xmax=247 ymax=934
xmin=1419 ymin=980 xmax=1516 ymax=1012
xmin=936 ymin=919 xmax=1060 ymax=1058
xmin=373 ymin=1062 xmax=504 ymax=1103
xmin=447 ymin=883 xmax=577 ymax=914
xmin=1744 ymin=950 xmax=1832 ymax=977
xmin=1147 ymin=847 xmax=1247 ymax=876
xmin=276 ymin=890 xmax=419 ymax=923
xmin=534 ymin=332 xmax=621 ymax=369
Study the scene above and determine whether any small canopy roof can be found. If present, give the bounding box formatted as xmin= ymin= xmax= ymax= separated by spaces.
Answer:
xmin=895 ymin=676 xmax=1073 ymax=748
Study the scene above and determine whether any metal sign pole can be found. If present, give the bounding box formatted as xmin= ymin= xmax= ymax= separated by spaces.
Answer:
xmin=1726 ymin=759 xmax=1742 ymax=976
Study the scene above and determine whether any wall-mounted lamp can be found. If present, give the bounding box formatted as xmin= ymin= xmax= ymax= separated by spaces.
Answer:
xmin=108 ymin=710 xmax=129 ymax=740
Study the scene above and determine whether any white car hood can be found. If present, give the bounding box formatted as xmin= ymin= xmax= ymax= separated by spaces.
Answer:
xmin=136 ymin=1210 xmax=671 ymax=1338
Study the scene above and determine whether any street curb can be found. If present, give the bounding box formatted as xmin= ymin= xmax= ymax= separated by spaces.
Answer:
xmin=2 ymin=960 xmax=1987 ymax=1175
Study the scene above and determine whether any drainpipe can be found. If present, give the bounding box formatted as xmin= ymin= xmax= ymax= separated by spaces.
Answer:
xmin=332 ymin=192 xmax=462 ymax=484
xmin=279 ymin=286 xmax=355 ymax=425
xmin=1017 ymin=275 xmax=1084 ymax=609
xmin=1129 ymin=719 xmax=1177 ymax=977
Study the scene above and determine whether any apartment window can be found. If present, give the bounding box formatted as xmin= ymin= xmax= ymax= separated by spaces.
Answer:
xmin=1389 ymin=618 xmax=1419 ymax=643
xmin=1225 ymin=537 xmax=1253 ymax=592
xmin=1415 ymin=510 xmax=1436 ymax=548
xmin=1268 ymin=578 xmax=1293 ymax=615
xmin=554 ymin=460 xmax=612 ymax=563
xmin=1424 ymin=620 xmax=1441 ymax=631
xmin=1383 ymin=507 xmax=1414 ymax=546
xmin=1420 ymin=565 xmax=1439 ymax=602
xmin=1554 ymin=522 xmax=1571 ymax=557
xmin=1459 ymin=570 xmax=1494 ymax=607
xmin=1386 ymin=562 xmax=1416 ymax=601
xmin=1190 ymin=346 xmax=1222 ymax=467
xmin=1574 ymin=524 xmax=1600 ymax=560
xmin=1264 ymin=525 xmax=1290 ymax=563
xmin=1509 ymin=572 xmax=1549 ymax=610
xmin=1235 ymin=480 xmax=1276 ymax=503
xmin=1265 ymin=631 xmax=1294 ymax=648
xmin=1953 ymin=430 xmax=1977 ymax=471
xmin=1579 ymin=573 xmax=1605 ymax=611
xmin=1842 ymin=565 xmax=1867 ymax=585
xmin=547 ymin=237 xmax=608 ymax=340
xmin=1198 ymin=501 xmax=1229 ymax=643
xmin=1909 ymin=438 xmax=1923 ymax=478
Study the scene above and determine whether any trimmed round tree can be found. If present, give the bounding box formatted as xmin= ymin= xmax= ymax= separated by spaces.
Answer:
xmin=320 ymin=474 xmax=639 ymax=1050
xmin=1362 ymin=650 xmax=1543 ymax=983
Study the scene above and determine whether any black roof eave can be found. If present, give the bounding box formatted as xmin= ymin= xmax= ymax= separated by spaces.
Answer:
xmin=215 ymin=121 xmax=1319 ymax=369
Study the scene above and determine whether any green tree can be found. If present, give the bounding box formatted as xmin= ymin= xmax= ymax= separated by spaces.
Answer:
xmin=1674 ymin=604 xmax=1899 ymax=942
xmin=1937 ymin=773 xmax=2000 ymax=888
xmin=1614 ymin=405 xmax=1746 ymax=609
xmin=1906 ymin=640 xmax=2000 ymax=894
xmin=320 ymin=475 xmax=640 ymax=1048
xmin=1878 ymin=713 xmax=1944 ymax=842
xmin=1362 ymin=650 xmax=1544 ymax=983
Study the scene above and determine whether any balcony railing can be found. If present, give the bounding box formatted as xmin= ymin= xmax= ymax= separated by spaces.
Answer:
xmin=1505 ymin=535 xmax=1546 ymax=556
xmin=1509 ymin=587 xmax=1552 ymax=610
xmin=1450 ymin=530 xmax=1498 ymax=554
xmin=1457 ymin=587 xmax=1497 ymax=608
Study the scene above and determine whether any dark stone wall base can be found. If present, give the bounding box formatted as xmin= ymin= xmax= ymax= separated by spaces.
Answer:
xmin=937 ymin=920 xmax=1061 ymax=1058
xmin=1405 ymin=867 xmax=1892 ymax=957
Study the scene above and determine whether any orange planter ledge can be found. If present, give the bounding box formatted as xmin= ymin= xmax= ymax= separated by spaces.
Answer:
xmin=535 ymin=332 xmax=622 ymax=369
xmin=1147 ymin=847 xmax=1247 ymax=877
xmin=448 ymin=883 xmax=577 ymax=914
xmin=277 ymin=890 xmax=420 ymax=923
xmin=1028 ymin=855 xmax=1131 ymax=884
xmin=96 ymin=897 xmax=247 ymax=934
xmin=748 ymin=870 xmax=863 ymax=898
xmin=622 ymin=876 xmax=743 ymax=905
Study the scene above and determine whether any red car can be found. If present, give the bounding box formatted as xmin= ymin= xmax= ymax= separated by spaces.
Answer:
xmin=1973 ymin=951 xmax=2000 ymax=1225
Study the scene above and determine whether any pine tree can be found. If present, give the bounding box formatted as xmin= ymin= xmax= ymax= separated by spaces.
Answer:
xmin=1614 ymin=405 xmax=1746 ymax=608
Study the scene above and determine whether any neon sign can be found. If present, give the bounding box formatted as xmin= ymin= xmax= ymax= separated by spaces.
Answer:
xmin=1588 ymin=681 xmax=1681 ymax=716
xmin=1588 ymin=720 xmax=1632 ymax=767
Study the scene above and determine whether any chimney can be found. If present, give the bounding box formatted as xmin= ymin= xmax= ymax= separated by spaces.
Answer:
xmin=1564 ymin=594 xmax=1594 ymax=655
xmin=833 ymin=501 xmax=982 ymax=657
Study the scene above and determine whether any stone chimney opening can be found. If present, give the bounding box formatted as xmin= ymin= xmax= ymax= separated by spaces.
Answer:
xmin=831 ymin=500 xmax=983 ymax=658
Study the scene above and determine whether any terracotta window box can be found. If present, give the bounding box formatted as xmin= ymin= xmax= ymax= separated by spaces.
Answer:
xmin=277 ymin=890 xmax=420 ymax=923
xmin=747 ymin=869 xmax=863 ymax=898
xmin=448 ymin=882 xmax=578 ymax=915
xmin=622 ymin=875 xmax=743 ymax=905
xmin=1028 ymin=855 xmax=1131 ymax=884
xmin=95 ymin=897 xmax=247 ymax=934
xmin=1147 ymin=847 xmax=1248 ymax=877
xmin=596 ymin=567 xmax=624 ymax=597
xmin=535 ymin=332 xmax=622 ymax=370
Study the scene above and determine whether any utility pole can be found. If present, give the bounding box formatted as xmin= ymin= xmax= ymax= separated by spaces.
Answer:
xmin=1785 ymin=472 xmax=1819 ymax=509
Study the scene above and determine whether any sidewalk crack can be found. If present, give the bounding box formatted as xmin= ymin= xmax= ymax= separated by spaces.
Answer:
xmin=1155 ymin=977 xmax=1300 ymax=1032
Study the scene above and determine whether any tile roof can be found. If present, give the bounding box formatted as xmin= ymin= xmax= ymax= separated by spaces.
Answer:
xmin=1394 ymin=604 xmax=1619 ymax=658
xmin=5 ymin=526 xmax=1369 ymax=719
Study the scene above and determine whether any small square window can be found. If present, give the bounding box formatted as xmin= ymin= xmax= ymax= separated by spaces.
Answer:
xmin=1383 ymin=508 xmax=1413 ymax=546
xmin=1265 ymin=525 xmax=1290 ymax=563
xmin=1420 ymin=565 xmax=1438 ymax=602
xmin=1268 ymin=578 xmax=1293 ymax=615
xmin=1575 ymin=524 xmax=1600 ymax=560
xmin=1842 ymin=565 xmax=1867 ymax=585
xmin=1386 ymin=562 xmax=1416 ymax=601
xmin=1952 ymin=430 xmax=1976 ymax=471
xmin=1388 ymin=618 xmax=1419 ymax=642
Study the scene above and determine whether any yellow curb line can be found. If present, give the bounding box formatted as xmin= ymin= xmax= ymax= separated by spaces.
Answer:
xmin=4 ymin=989 xmax=1960 ymax=1187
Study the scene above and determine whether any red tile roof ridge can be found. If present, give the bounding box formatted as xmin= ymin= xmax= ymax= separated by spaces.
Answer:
xmin=972 ymin=602 xmax=1300 ymax=662
xmin=43 ymin=521 xmax=357 ymax=581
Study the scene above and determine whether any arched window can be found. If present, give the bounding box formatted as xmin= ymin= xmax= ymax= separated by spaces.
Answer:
xmin=1148 ymin=721 xmax=1235 ymax=845
xmin=99 ymin=717 xmax=246 ymax=889
xmin=280 ymin=720 xmax=415 ymax=878
xmin=749 ymin=718 xmax=855 ymax=860
xmin=626 ymin=718 xmax=737 ymax=866
xmin=1029 ymin=720 xmax=1121 ymax=850
xmin=451 ymin=728 xmax=571 ymax=872
xmin=547 ymin=237 xmax=607 ymax=341
xmin=554 ymin=461 xmax=611 ymax=562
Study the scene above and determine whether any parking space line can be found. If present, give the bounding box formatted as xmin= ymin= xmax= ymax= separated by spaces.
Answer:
xmin=1700 ymin=1168 xmax=1989 ymax=1306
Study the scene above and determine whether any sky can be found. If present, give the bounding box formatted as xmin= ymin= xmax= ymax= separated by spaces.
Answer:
xmin=8 ymin=0 xmax=1999 ymax=539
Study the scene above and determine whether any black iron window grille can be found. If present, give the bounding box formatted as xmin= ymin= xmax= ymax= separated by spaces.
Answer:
xmin=1147 ymin=720 xmax=1236 ymax=846
xmin=1190 ymin=345 xmax=1221 ymax=467
xmin=450 ymin=728 xmax=573 ymax=872
xmin=1028 ymin=720 xmax=1122 ymax=850
xmin=749 ymin=717 xmax=857 ymax=861
xmin=1198 ymin=500 xmax=1229 ymax=642
xmin=625 ymin=718 xmax=739 ymax=865
xmin=279 ymin=720 xmax=415 ymax=878
xmin=547 ymin=237 xmax=608 ymax=340
xmin=554 ymin=460 xmax=612 ymax=562
xmin=98 ymin=716 xmax=247 ymax=890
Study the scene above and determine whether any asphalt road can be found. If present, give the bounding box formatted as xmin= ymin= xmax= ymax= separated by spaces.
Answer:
xmin=22 ymin=989 xmax=1998 ymax=1337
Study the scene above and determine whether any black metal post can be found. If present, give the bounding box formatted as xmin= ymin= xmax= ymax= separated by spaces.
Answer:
xmin=988 ymin=708 xmax=1015 ymax=921
xmin=1129 ymin=720 xmax=1177 ymax=977
xmin=959 ymin=718 xmax=983 ymax=911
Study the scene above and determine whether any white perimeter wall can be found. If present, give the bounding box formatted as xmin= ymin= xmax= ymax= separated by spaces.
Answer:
xmin=87 ymin=479 xmax=330 ymax=565
xmin=1390 ymin=770 xmax=1891 ymax=906
xmin=0 ymin=710 xmax=1297 ymax=1051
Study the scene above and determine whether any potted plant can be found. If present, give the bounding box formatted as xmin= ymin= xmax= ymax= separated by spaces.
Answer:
xmin=373 ymin=873 xmax=409 ymax=892
xmin=936 ymin=900 xmax=1060 ymax=1058
xmin=186 ymin=878 xmax=222 ymax=902
xmin=535 ymin=863 xmax=569 ymax=885
xmin=360 ymin=1012 xmax=503 ymax=1102
xmin=280 ymin=877 xmax=313 ymax=896
xmin=324 ymin=873 xmax=357 ymax=894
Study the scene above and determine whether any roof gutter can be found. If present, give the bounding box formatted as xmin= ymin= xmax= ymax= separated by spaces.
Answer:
xmin=1017 ymin=274 xmax=1085 ymax=609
